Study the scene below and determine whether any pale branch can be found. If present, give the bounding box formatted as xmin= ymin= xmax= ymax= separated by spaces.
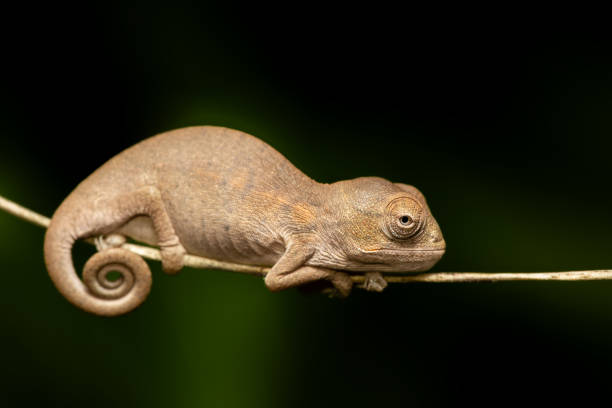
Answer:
xmin=1 ymin=194 xmax=611 ymax=284
xmin=0 ymin=195 xmax=51 ymax=230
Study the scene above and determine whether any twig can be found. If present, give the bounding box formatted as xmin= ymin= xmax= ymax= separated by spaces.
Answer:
xmin=0 ymin=195 xmax=51 ymax=229
xmin=2 ymin=194 xmax=611 ymax=283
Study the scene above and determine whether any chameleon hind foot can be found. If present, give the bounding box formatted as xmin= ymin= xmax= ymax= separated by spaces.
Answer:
xmin=94 ymin=234 xmax=127 ymax=251
xmin=159 ymin=238 xmax=186 ymax=275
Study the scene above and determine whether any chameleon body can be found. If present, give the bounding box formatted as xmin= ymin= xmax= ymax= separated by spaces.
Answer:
xmin=44 ymin=126 xmax=445 ymax=316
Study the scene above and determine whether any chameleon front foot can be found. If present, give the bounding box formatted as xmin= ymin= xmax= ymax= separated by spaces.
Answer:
xmin=359 ymin=272 xmax=388 ymax=293
xmin=327 ymin=270 xmax=353 ymax=298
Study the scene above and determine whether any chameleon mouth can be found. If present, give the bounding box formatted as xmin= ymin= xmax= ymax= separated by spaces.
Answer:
xmin=352 ymin=247 xmax=446 ymax=272
xmin=358 ymin=248 xmax=446 ymax=255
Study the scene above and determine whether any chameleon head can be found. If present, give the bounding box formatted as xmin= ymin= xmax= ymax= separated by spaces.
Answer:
xmin=326 ymin=177 xmax=446 ymax=273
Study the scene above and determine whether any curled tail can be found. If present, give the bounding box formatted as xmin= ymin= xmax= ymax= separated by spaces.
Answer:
xmin=43 ymin=208 xmax=152 ymax=316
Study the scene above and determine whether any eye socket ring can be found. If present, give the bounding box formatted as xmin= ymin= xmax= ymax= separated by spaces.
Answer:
xmin=385 ymin=197 xmax=424 ymax=239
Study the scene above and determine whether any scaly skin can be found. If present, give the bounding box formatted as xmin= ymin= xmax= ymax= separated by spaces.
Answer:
xmin=44 ymin=126 xmax=446 ymax=316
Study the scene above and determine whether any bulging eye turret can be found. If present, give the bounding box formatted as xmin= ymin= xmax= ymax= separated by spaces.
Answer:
xmin=384 ymin=197 xmax=424 ymax=239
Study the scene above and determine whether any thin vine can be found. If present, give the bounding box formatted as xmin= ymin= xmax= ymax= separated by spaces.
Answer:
xmin=2 ymin=194 xmax=611 ymax=284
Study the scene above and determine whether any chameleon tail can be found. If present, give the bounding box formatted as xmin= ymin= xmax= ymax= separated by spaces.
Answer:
xmin=43 ymin=206 xmax=152 ymax=316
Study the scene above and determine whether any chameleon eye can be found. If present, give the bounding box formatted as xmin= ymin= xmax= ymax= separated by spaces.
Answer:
xmin=400 ymin=215 xmax=412 ymax=225
xmin=385 ymin=197 xmax=424 ymax=239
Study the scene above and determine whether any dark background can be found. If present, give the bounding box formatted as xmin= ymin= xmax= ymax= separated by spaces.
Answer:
xmin=1 ymin=4 xmax=611 ymax=407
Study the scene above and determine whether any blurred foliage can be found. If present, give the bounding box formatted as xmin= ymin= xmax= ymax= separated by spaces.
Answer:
xmin=1 ymin=4 xmax=612 ymax=407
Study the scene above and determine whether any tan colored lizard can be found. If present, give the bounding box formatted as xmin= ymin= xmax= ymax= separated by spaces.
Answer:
xmin=44 ymin=126 xmax=445 ymax=316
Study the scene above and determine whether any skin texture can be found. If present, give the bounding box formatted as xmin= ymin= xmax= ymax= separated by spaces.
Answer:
xmin=44 ymin=126 xmax=446 ymax=316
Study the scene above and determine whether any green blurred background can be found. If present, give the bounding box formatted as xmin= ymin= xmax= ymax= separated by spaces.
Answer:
xmin=1 ymin=4 xmax=612 ymax=407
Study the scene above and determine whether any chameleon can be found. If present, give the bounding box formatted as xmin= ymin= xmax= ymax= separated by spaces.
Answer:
xmin=44 ymin=126 xmax=446 ymax=316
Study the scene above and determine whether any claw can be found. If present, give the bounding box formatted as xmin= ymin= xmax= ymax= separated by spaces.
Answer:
xmin=94 ymin=236 xmax=106 ymax=252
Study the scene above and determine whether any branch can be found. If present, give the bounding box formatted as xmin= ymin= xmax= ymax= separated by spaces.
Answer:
xmin=2 ymin=194 xmax=611 ymax=284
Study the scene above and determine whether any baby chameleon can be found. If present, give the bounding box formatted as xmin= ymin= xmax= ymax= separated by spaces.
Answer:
xmin=44 ymin=126 xmax=446 ymax=316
